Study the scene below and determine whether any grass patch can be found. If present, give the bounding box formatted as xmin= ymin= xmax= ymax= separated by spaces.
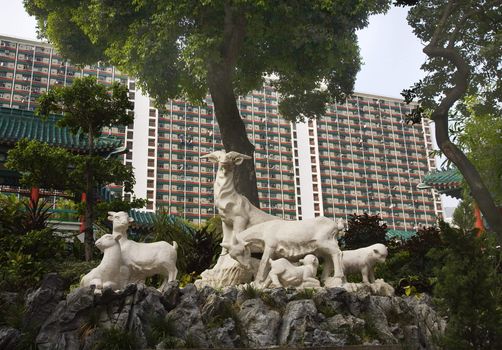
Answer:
xmin=145 ymin=315 xmax=176 ymax=347
xmin=91 ymin=327 xmax=140 ymax=350
xmin=291 ymin=288 xmax=316 ymax=300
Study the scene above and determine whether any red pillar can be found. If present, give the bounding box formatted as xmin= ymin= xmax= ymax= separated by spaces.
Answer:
xmin=474 ymin=203 xmax=484 ymax=233
xmin=29 ymin=187 xmax=40 ymax=207
xmin=79 ymin=192 xmax=86 ymax=233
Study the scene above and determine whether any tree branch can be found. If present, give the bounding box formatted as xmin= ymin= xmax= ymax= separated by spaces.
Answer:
xmin=429 ymin=0 xmax=456 ymax=47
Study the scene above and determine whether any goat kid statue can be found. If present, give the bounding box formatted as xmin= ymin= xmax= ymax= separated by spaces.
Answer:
xmin=80 ymin=234 xmax=129 ymax=294
xmin=109 ymin=211 xmax=178 ymax=291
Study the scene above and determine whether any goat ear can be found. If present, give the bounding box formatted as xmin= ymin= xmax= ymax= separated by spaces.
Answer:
xmin=200 ymin=151 xmax=224 ymax=163
xmin=227 ymin=151 xmax=252 ymax=165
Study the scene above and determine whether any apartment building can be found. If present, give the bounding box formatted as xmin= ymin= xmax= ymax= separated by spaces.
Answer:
xmin=128 ymin=84 xmax=297 ymax=222
xmin=292 ymin=94 xmax=441 ymax=232
xmin=0 ymin=35 xmax=441 ymax=233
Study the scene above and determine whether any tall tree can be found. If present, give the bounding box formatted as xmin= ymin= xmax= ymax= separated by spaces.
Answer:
xmin=24 ymin=0 xmax=390 ymax=206
xmin=6 ymin=139 xmax=137 ymax=260
xmin=398 ymin=0 xmax=502 ymax=241
xmin=35 ymin=77 xmax=134 ymax=260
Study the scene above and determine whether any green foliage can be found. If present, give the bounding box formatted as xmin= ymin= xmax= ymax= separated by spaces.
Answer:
xmin=184 ymin=216 xmax=223 ymax=275
xmin=402 ymin=1 xmax=502 ymax=121
xmin=378 ymin=226 xmax=443 ymax=295
xmin=36 ymin=76 xmax=133 ymax=139
xmin=6 ymin=140 xmax=137 ymax=195
xmin=0 ymin=194 xmax=25 ymax=235
xmin=452 ymin=199 xmax=475 ymax=231
xmin=91 ymin=327 xmax=140 ymax=350
xmin=292 ymin=288 xmax=317 ymax=300
xmin=145 ymin=315 xmax=176 ymax=347
xmin=0 ymin=228 xmax=66 ymax=291
xmin=341 ymin=212 xmax=388 ymax=250
xmin=5 ymin=138 xmax=75 ymax=191
xmin=25 ymin=1 xmax=389 ymax=120
xmin=21 ymin=197 xmax=54 ymax=233
xmin=429 ymin=222 xmax=502 ymax=349
xmin=458 ymin=100 xmax=502 ymax=205
xmin=241 ymin=284 xmax=262 ymax=300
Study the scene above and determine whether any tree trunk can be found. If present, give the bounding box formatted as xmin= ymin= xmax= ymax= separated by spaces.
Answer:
xmin=84 ymin=130 xmax=94 ymax=261
xmin=207 ymin=62 xmax=260 ymax=207
xmin=421 ymin=38 xmax=502 ymax=242
xmin=434 ymin=117 xmax=502 ymax=243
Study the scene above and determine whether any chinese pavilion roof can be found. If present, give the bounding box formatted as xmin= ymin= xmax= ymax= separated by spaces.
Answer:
xmin=128 ymin=209 xmax=196 ymax=235
xmin=419 ymin=168 xmax=463 ymax=198
xmin=0 ymin=107 xmax=122 ymax=154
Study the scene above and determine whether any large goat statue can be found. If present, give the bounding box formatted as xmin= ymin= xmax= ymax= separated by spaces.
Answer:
xmin=196 ymin=150 xmax=279 ymax=287
xmin=109 ymin=211 xmax=178 ymax=291
xmin=201 ymin=150 xmax=277 ymax=250
xmin=222 ymin=217 xmax=346 ymax=285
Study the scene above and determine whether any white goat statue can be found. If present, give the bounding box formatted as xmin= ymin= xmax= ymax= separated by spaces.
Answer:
xmin=262 ymin=254 xmax=321 ymax=289
xmin=80 ymin=234 xmax=129 ymax=294
xmin=221 ymin=217 xmax=346 ymax=286
xmin=109 ymin=211 xmax=178 ymax=291
xmin=196 ymin=150 xmax=278 ymax=287
xmin=341 ymin=243 xmax=388 ymax=283
xmin=200 ymin=150 xmax=277 ymax=249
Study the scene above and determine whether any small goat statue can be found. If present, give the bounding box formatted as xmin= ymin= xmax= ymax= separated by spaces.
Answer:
xmin=341 ymin=243 xmax=388 ymax=283
xmin=109 ymin=211 xmax=178 ymax=291
xmin=80 ymin=234 xmax=129 ymax=294
xmin=263 ymin=254 xmax=321 ymax=288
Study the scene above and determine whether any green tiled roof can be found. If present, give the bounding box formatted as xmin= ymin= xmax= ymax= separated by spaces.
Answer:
xmin=0 ymin=107 xmax=122 ymax=153
xmin=387 ymin=229 xmax=416 ymax=240
xmin=129 ymin=209 xmax=196 ymax=235
xmin=420 ymin=168 xmax=463 ymax=198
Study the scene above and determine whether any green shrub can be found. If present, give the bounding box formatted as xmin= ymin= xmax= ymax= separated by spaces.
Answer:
xmin=145 ymin=315 xmax=176 ymax=347
xmin=429 ymin=223 xmax=502 ymax=349
xmin=92 ymin=327 xmax=140 ymax=350
xmin=341 ymin=212 xmax=388 ymax=250
xmin=377 ymin=226 xmax=443 ymax=295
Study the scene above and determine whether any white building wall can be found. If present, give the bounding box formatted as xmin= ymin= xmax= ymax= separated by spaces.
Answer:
xmin=131 ymin=88 xmax=151 ymax=200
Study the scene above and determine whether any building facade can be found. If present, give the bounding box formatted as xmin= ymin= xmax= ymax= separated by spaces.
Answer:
xmin=0 ymin=35 xmax=442 ymax=232
xmin=291 ymin=94 xmax=441 ymax=232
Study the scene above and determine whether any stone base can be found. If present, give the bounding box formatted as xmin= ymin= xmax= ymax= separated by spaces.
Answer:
xmin=24 ymin=281 xmax=444 ymax=349
xmin=339 ymin=279 xmax=395 ymax=296
xmin=195 ymin=255 xmax=253 ymax=289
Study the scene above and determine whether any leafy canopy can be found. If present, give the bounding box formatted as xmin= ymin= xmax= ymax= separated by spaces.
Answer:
xmin=36 ymin=76 xmax=133 ymax=137
xmin=25 ymin=0 xmax=390 ymax=121
xmin=6 ymin=139 xmax=136 ymax=194
xmin=457 ymin=99 xmax=502 ymax=205
xmin=400 ymin=0 xmax=502 ymax=122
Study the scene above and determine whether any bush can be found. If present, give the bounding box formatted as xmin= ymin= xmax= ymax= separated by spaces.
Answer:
xmin=341 ymin=212 xmax=388 ymax=250
xmin=429 ymin=222 xmax=502 ymax=349
xmin=377 ymin=226 xmax=443 ymax=295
